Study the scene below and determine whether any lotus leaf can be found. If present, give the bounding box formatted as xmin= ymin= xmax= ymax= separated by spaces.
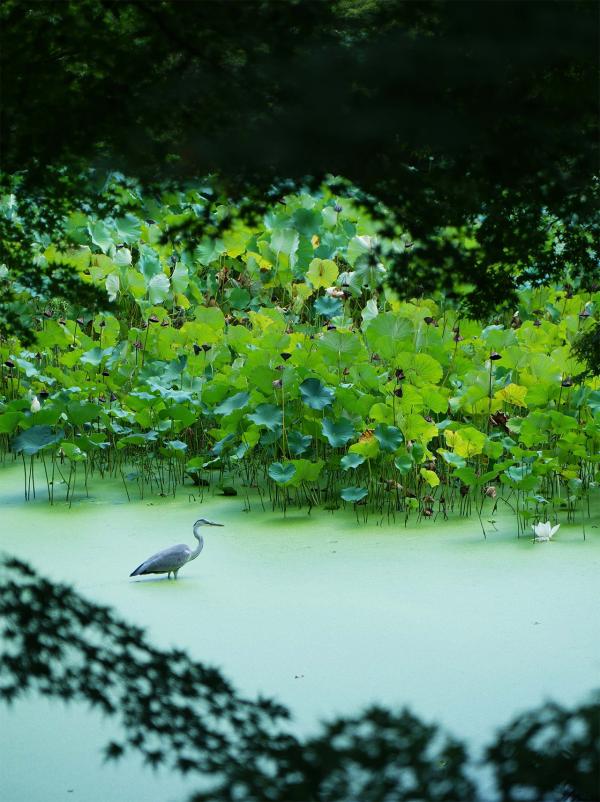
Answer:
xmin=340 ymin=453 xmax=365 ymax=470
xmin=420 ymin=468 xmax=440 ymax=488
xmin=116 ymin=431 xmax=159 ymax=448
xmin=314 ymin=295 xmax=343 ymax=318
xmin=454 ymin=466 xmax=478 ymax=486
xmin=321 ymin=417 xmax=355 ymax=448
xmin=246 ymin=404 xmax=283 ymax=431
xmin=60 ymin=442 xmax=87 ymax=462
xmin=12 ymin=426 xmax=65 ymax=455
xmin=495 ymin=383 xmax=528 ymax=408
xmin=438 ymin=449 xmax=466 ymax=468
xmin=88 ymin=220 xmax=113 ymax=254
xmin=213 ymin=392 xmax=250 ymax=416
xmin=394 ymin=454 xmax=413 ymax=475
xmin=287 ymin=459 xmax=324 ymax=486
xmin=66 ymin=402 xmax=102 ymax=427
xmin=0 ymin=412 xmax=24 ymax=434
xmin=448 ymin=426 xmax=486 ymax=458
xmin=373 ymin=424 xmax=403 ymax=453
xmin=268 ymin=462 xmax=296 ymax=485
xmin=306 ymin=258 xmax=338 ymax=289
xmin=340 ymin=486 xmax=368 ymax=503
xmin=287 ymin=431 xmax=313 ymax=456
xmin=299 ymin=378 xmax=334 ymax=410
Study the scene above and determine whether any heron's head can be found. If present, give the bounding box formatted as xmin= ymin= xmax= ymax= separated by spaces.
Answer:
xmin=194 ymin=518 xmax=224 ymax=528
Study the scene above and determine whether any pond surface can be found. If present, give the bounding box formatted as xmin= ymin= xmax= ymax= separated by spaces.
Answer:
xmin=1 ymin=462 xmax=599 ymax=801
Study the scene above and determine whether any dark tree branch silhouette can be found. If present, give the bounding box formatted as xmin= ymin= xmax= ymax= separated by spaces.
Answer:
xmin=1 ymin=558 xmax=598 ymax=801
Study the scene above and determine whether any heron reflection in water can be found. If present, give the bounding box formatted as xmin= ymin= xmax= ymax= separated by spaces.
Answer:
xmin=130 ymin=518 xmax=223 ymax=580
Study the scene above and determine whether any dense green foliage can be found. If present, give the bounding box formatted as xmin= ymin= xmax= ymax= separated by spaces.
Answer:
xmin=1 ymin=186 xmax=598 ymax=532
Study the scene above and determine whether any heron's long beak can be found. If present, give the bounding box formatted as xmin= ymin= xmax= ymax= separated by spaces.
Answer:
xmin=210 ymin=522 xmax=224 ymax=526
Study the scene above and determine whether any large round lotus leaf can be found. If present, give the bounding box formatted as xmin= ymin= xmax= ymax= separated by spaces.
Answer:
xmin=587 ymin=391 xmax=600 ymax=413
xmin=340 ymin=452 xmax=365 ymax=471
xmin=287 ymin=430 xmax=313 ymax=456
xmin=373 ymin=423 xmax=404 ymax=453
xmin=365 ymin=313 xmax=413 ymax=358
xmin=321 ymin=417 xmax=355 ymax=448
xmin=299 ymin=378 xmax=334 ymax=410
xmin=227 ymin=287 xmax=251 ymax=310
xmin=306 ymin=258 xmax=338 ymax=289
xmin=66 ymin=402 xmax=102 ymax=427
xmin=246 ymin=404 xmax=283 ymax=431
xmin=88 ymin=220 xmax=114 ymax=254
xmin=147 ymin=272 xmax=170 ymax=304
xmin=292 ymin=207 xmax=321 ymax=236
xmin=319 ymin=330 xmax=365 ymax=364
xmin=80 ymin=346 xmax=113 ymax=367
xmin=314 ymin=295 xmax=343 ymax=318
xmin=116 ymin=431 xmax=159 ymax=449
xmin=494 ymin=383 xmax=528 ymax=408
xmin=400 ymin=414 xmax=438 ymax=446
xmin=451 ymin=426 xmax=486 ymax=458
xmin=394 ymin=453 xmax=414 ymax=475
xmin=32 ymin=405 xmax=66 ymax=427
xmin=349 ymin=435 xmax=379 ymax=460
xmin=395 ymin=352 xmax=443 ymax=387
xmin=438 ymin=449 xmax=467 ymax=469
xmin=420 ymin=467 xmax=440 ymax=487
xmin=213 ymin=391 xmax=250 ymax=416
xmin=454 ymin=466 xmax=478 ymax=486
xmin=268 ymin=461 xmax=296 ymax=485
xmin=210 ymin=433 xmax=236 ymax=456
xmin=171 ymin=262 xmax=190 ymax=294
xmin=504 ymin=464 xmax=534 ymax=484
xmin=270 ymin=227 xmax=299 ymax=263
xmin=114 ymin=214 xmax=141 ymax=244
xmin=340 ymin=486 xmax=368 ymax=503
xmin=548 ymin=410 xmax=579 ymax=435
xmin=286 ymin=459 xmax=324 ymax=486
xmin=0 ymin=412 xmax=24 ymax=434
xmin=11 ymin=425 xmax=64 ymax=456
xmin=162 ymin=439 xmax=188 ymax=453
xmin=369 ymin=402 xmax=394 ymax=424
xmin=60 ymin=442 xmax=87 ymax=462
xmin=138 ymin=245 xmax=162 ymax=280
xmin=223 ymin=223 xmax=253 ymax=258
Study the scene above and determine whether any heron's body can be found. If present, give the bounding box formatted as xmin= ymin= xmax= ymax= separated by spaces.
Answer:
xmin=129 ymin=518 xmax=222 ymax=580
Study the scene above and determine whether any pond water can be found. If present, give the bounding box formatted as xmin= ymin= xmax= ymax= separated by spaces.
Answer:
xmin=1 ymin=462 xmax=599 ymax=801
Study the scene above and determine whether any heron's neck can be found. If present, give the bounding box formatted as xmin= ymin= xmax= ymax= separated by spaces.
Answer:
xmin=190 ymin=527 xmax=205 ymax=560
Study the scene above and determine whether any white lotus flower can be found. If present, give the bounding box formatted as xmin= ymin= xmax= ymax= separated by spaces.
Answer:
xmin=532 ymin=521 xmax=560 ymax=542
xmin=325 ymin=286 xmax=345 ymax=298
xmin=30 ymin=396 xmax=41 ymax=414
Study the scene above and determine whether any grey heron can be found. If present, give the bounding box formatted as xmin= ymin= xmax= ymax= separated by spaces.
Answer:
xmin=129 ymin=518 xmax=223 ymax=580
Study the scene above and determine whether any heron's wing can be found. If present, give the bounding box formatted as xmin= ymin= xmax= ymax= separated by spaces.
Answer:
xmin=130 ymin=544 xmax=191 ymax=576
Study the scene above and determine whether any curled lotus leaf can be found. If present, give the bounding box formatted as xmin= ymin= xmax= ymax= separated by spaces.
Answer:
xmin=340 ymin=486 xmax=368 ymax=503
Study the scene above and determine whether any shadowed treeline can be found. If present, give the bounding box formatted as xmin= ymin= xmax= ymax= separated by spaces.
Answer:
xmin=1 ymin=557 xmax=598 ymax=801
xmin=2 ymin=1 xmax=599 ymax=351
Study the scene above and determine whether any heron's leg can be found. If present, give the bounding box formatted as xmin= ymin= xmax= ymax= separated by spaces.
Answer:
xmin=174 ymin=569 xmax=179 ymax=580
xmin=167 ymin=571 xmax=172 ymax=580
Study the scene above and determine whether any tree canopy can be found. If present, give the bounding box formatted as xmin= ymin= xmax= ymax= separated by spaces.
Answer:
xmin=1 ymin=0 xmax=598 ymax=330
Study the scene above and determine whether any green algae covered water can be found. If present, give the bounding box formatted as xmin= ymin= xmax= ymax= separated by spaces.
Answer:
xmin=1 ymin=463 xmax=599 ymax=801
